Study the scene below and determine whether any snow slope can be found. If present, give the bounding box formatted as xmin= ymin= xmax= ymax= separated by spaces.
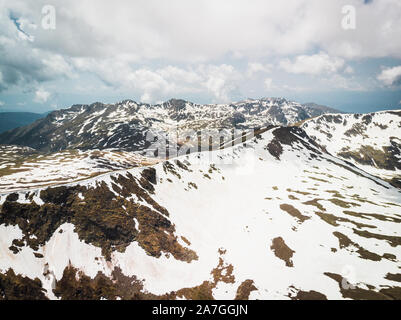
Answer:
xmin=0 ymin=146 xmax=159 ymax=193
xmin=0 ymin=126 xmax=400 ymax=300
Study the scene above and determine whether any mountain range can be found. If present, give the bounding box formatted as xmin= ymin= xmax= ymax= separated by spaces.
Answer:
xmin=0 ymin=98 xmax=340 ymax=153
xmin=0 ymin=112 xmax=46 ymax=134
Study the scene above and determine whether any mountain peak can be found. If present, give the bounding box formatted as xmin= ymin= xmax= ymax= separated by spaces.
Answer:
xmin=162 ymin=98 xmax=190 ymax=109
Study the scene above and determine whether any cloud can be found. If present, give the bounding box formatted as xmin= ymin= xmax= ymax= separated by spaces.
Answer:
xmin=34 ymin=88 xmax=50 ymax=103
xmin=4 ymin=0 xmax=401 ymax=63
xmin=321 ymin=74 xmax=368 ymax=91
xmin=344 ymin=66 xmax=354 ymax=74
xmin=0 ymin=5 xmax=73 ymax=92
xmin=279 ymin=52 xmax=345 ymax=75
xmin=264 ymin=78 xmax=273 ymax=90
xmin=247 ymin=63 xmax=273 ymax=77
xmin=0 ymin=100 xmax=4 ymax=106
xmin=1 ymin=0 xmax=401 ymax=107
xmin=201 ymin=64 xmax=240 ymax=102
xmin=72 ymin=56 xmax=241 ymax=103
xmin=377 ymin=66 xmax=401 ymax=86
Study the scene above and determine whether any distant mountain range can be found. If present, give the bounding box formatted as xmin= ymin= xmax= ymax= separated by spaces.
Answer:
xmin=0 ymin=98 xmax=341 ymax=152
xmin=0 ymin=112 xmax=46 ymax=134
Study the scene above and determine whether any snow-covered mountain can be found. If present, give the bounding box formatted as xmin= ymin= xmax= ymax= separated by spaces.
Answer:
xmin=1 ymin=126 xmax=400 ymax=300
xmin=0 ymin=98 xmax=340 ymax=153
xmin=301 ymin=110 xmax=401 ymax=188
xmin=0 ymin=145 xmax=159 ymax=193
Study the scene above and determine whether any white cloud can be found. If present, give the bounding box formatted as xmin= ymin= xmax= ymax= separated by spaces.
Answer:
xmin=377 ymin=66 xmax=401 ymax=86
xmin=247 ymin=63 xmax=273 ymax=77
xmin=2 ymin=0 xmax=401 ymax=104
xmin=321 ymin=74 xmax=367 ymax=91
xmin=41 ymin=55 xmax=74 ymax=78
xmin=264 ymin=78 xmax=273 ymax=90
xmin=279 ymin=84 xmax=308 ymax=92
xmin=72 ymin=57 xmax=240 ymax=103
xmin=5 ymin=0 xmax=401 ymax=63
xmin=0 ymin=100 xmax=4 ymax=106
xmin=344 ymin=66 xmax=354 ymax=74
xmin=201 ymin=64 xmax=240 ymax=102
xmin=34 ymin=88 xmax=51 ymax=103
xmin=279 ymin=52 xmax=345 ymax=75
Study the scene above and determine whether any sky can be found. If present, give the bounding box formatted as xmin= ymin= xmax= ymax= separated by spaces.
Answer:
xmin=0 ymin=0 xmax=401 ymax=114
